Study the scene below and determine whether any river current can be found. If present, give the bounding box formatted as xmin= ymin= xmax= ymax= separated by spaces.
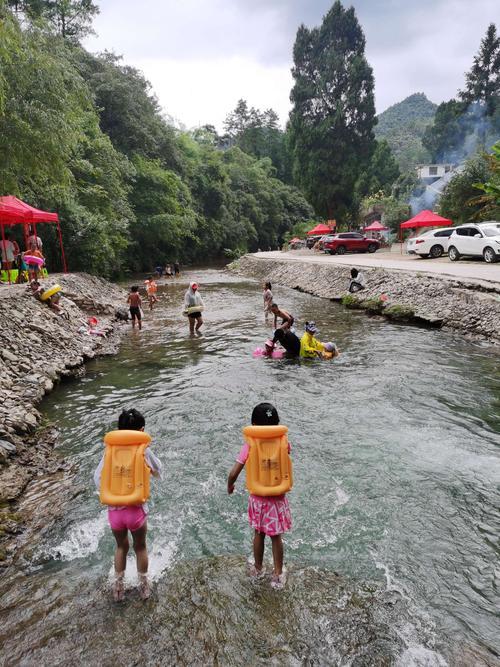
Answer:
xmin=0 ymin=269 xmax=499 ymax=666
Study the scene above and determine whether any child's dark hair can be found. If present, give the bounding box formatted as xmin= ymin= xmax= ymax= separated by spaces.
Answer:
xmin=351 ymin=268 xmax=358 ymax=278
xmin=131 ymin=285 xmax=139 ymax=292
xmin=271 ymin=302 xmax=278 ymax=309
xmin=251 ymin=402 xmax=279 ymax=426
xmin=265 ymin=281 xmax=272 ymax=290
xmin=118 ymin=408 xmax=145 ymax=430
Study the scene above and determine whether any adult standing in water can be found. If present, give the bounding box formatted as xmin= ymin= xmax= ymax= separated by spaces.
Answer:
xmin=184 ymin=281 xmax=204 ymax=334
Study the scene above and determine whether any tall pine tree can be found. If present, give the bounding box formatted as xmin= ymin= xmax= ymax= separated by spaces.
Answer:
xmin=459 ymin=23 xmax=500 ymax=116
xmin=288 ymin=1 xmax=376 ymax=221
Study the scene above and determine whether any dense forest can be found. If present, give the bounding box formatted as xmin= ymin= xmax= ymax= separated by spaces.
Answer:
xmin=0 ymin=1 xmax=314 ymax=276
xmin=0 ymin=1 xmax=499 ymax=276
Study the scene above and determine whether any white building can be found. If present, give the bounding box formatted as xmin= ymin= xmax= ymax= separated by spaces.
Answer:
xmin=416 ymin=164 xmax=455 ymax=181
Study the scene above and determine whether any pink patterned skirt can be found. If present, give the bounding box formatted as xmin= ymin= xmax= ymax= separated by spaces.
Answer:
xmin=248 ymin=494 xmax=292 ymax=536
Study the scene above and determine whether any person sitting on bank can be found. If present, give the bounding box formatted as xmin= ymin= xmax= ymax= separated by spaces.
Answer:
xmin=270 ymin=303 xmax=294 ymax=330
xmin=348 ymin=268 xmax=366 ymax=293
xmin=300 ymin=321 xmax=325 ymax=359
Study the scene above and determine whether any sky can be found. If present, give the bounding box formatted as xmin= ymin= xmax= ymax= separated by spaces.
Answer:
xmin=85 ymin=0 xmax=500 ymax=131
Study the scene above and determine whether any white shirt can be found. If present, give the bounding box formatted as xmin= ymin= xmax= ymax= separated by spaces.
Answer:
xmin=1 ymin=240 xmax=14 ymax=263
xmin=94 ymin=447 xmax=162 ymax=512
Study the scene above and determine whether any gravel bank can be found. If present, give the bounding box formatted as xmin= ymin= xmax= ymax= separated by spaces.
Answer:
xmin=0 ymin=273 xmax=126 ymax=564
xmin=230 ymin=254 xmax=500 ymax=345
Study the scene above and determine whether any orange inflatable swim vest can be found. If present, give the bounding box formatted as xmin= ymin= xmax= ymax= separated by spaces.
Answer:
xmin=242 ymin=425 xmax=293 ymax=496
xmin=99 ymin=430 xmax=151 ymax=506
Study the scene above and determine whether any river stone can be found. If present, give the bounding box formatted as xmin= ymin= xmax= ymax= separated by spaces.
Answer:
xmin=0 ymin=440 xmax=16 ymax=453
xmin=1 ymin=349 xmax=17 ymax=363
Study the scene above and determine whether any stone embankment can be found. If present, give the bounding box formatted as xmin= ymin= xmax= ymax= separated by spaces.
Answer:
xmin=0 ymin=273 xmax=126 ymax=562
xmin=231 ymin=254 xmax=500 ymax=344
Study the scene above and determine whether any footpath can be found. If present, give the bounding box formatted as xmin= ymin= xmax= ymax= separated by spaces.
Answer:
xmin=0 ymin=273 xmax=126 ymax=564
xmin=231 ymin=252 xmax=500 ymax=344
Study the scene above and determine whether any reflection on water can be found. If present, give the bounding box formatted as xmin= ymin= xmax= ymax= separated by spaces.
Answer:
xmin=0 ymin=269 xmax=499 ymax=665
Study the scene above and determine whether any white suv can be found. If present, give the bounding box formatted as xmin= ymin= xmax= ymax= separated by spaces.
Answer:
xmin=406 ymin=227 xmax=455 ymax=258
xmin=447 ymin=223 xmax=500 ymax=263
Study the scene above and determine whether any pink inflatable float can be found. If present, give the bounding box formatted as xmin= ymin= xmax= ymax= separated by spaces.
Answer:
xmin=253 ymin=347 xmax=285 ymax=359
xmin=24 ymin=254 xmax=44 ymax=267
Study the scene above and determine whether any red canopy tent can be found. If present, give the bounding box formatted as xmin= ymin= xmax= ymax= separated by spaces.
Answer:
xmin=399 ymin=210 xmax=453 ymax=254
xmin=364 ymin=220 xmax=388 ymax=232
xmin=0 ymin=196 xmax=67 ymax=280
xmin=307 ymin=223 xmax=335 ymax=236
xmin=400 ymin=210 xmax=452 ymax=230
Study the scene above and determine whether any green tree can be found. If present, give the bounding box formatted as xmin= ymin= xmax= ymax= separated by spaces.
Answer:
xmin=460 ymin=23 xmax=500 ymax=116
xmin=8 ymin=0 xmax=99 ymax=40
xmin=288 ymin=0 xmax=376 ymax=221
xmin=438 ymin=154 xmax=494 ymax=224
xmin=356 ymin=139 xmax=400 ymax=198
xmin=223 ymin=100 xmax=289 ymax=180
xmin=422 ymin=99 xmax=468 ymax=162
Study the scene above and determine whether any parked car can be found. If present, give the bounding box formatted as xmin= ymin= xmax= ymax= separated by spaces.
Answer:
xmin=446 ymin=223 xmax=500 ymax=263
xmin=323 ymin=233 xmax=380 ymax=255
xmin=406 ymin=227 xmax=455 ymax=258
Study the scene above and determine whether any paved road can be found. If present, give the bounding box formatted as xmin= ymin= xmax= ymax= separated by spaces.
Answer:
xmin=253 ymin=250 xmax=500 ymax=285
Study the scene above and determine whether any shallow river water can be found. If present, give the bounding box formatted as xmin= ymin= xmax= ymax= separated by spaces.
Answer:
xmin=1 ymin=269 xmax=499 ymax=666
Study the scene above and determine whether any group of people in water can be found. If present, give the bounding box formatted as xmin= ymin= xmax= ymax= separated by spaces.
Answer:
xmin=108 ymin=273 xmax=347 ymax=602
xmin=261 ymin=281 xmax=339 ymax=360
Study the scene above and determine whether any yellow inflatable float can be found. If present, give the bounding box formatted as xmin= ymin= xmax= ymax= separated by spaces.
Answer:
xmin=242 ymin=425 xmax=293 ymax=496
xmin=40 ymin=284 xmax=62 ymax=301
xmin=99 ymin=430 xmax=151 ymax=506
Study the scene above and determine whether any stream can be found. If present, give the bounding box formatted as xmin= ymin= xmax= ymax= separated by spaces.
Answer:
xmin=0 ymin=269 xmax=499 ymax=666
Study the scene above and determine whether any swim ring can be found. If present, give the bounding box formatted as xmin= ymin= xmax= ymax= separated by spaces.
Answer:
xmin=40 ymin=284 xmax=62 ymax=301
xmin=253 ymin=347 xmax=285 ymax=359
xmin=24 ymin=255 xmax=44 ymax=267
xmin=184 ymin=305 xmax=205 ymax=315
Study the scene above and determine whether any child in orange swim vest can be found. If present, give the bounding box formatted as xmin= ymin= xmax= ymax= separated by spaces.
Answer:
xmin=145 ymin=277 xmax=158 ymax=311
xmin=94 ymin=408 xmax=162 ymax=601
xmin=227 ymin=402 xmax=292 ymax=590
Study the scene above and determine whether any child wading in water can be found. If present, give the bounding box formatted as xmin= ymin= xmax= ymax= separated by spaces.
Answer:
xmin=227 ymin=402 xmax=292 ymax=590
xmin=94 ymin=408 xmax=162 ymax=601
xmin=146 ymin=277 xmax=158 ymax=311
xmin=127 ymin=285 xmax=142 ymax=330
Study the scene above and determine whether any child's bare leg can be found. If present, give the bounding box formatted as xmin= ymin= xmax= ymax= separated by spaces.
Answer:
xmin=270 ymin=534 xmax=283 ymax=575
xmin=195 ymin=317 xmax=203 ymax=331
xmin=112 ymin=528 xmax=129 ymax=572
xmin=131 ymin=522 xmax=148 ymax=574
xmin=131 ymin=314 xmax=136 ymax=329
xmin=132 ymin=523 xmax=150 ymax=599
xmin=189 ymin=317 xmax=195 ymax=334
xmin=253 ymin=530 xmax=265 ymax=571
xmin=138 ymin=316 xmax=142 ymax=330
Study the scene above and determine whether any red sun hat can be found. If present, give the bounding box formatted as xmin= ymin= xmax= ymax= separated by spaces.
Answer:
xmin=191 ymin=283 xmax=198 ymax=290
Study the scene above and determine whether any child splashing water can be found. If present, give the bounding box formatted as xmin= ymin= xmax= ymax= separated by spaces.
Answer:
xmin=94 ymin=409 xmax=162 ymax=601
xmin=227 ymin=403 xmax=292 ymax=590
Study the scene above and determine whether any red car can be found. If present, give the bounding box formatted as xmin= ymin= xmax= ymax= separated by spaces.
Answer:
xmin=323 ymin=233 xmax=380 ymax=255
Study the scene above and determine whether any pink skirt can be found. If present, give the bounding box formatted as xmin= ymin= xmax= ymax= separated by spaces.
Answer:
xmin=248 ymin=494 xmax=292 ymax=536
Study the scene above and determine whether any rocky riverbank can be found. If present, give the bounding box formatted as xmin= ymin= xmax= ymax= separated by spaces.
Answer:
xmin=0 ymin=273 xmax=126 ymax=564
xmin=230 ymin=254 xmax=500 ymax=344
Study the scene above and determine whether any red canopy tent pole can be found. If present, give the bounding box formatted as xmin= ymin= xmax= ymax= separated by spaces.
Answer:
xmin=56 ymin=220 xmax=68 ymax=273
xmin=1 ymin=223 xmax=11 ymax=284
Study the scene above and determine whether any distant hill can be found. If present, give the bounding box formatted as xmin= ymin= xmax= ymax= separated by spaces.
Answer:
xmin=375 ymin=93 xmax=437 ymax=173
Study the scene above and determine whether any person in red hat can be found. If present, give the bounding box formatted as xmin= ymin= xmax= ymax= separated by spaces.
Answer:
xmin=183 ymin=281 xmax=204 ymax=334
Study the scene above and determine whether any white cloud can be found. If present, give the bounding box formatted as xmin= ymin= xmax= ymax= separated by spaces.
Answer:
xmin=130 ymin=56 xmax=293 ymax=130
xmin=86 ymin=0 xmax=500 ymax=128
